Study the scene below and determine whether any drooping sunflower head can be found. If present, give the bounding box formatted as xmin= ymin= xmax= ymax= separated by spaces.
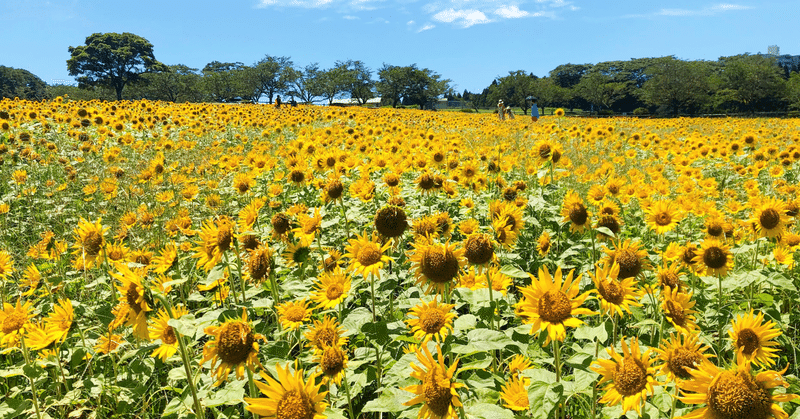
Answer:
xmin=655 ymin=331 xmax=712 ymax=382
xmin=655 ymin=261 xmax=685 ymax=292
xmin=408 ymin=239 xmax=466 ymax=295
xmin=246 ymin=244 xmax=274 ymax=282
xmin=406 ymin=299 xmax=457 ymax=343
xmin=661 ymin=286 xmax=697 ymax=335
xmin=283 ymin=238 xmax=313 ymax=268
xmin=374 ymin=205 xmax=408 ymax=239
xmin=561 ymin=190 xmax=591 ymax=233
xmin=602 ymin=239 xmax=650 ymax=280
xmin=403 ymin=343 xmax=464 ymax=419
xmin=462 ymin=233 xmax=494 ymax=267
xmin=271 ymin=212 xmax=292 ymax=238
xmin=592 ymin=336 xmax=657 ymax=415
xmin=201 ymin=309 xmax=265 ymax=385
xmin=728 ymin=310 xmax=782 ymax=368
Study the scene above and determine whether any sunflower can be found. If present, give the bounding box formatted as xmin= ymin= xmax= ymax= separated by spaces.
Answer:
xmin=244 ymin=362 xmax=328 ymax=419
xmin=655 ymin=261 xmax=686 ymax=292
xmin=693 ymin=238 xmax=733 ymax=277
xmin=750 ymin=198 xmax=790 ymax=239
xmin=462 ymin=233 xmax=494 ymax=268
xmin=655 ymin=331 xmax=713 ymax=383
xmin=403 ymin=343 xmax=464 ymax=419
xmin=492 ymin=216 xmax=519 ymax=249
xmin=282 ymin=238 xmax=313 ymax=268
xmin=678 ymin=357 xmax=797 ymax=419
xmin=589 ymin=261 xmax=643 ymax=317
xmin=374 ymin=205 xmax=408 ymax=239
xmin=238 ymin=197 xmax=265 ymax=232
xmin=662 ymin=286 xmax=698 ymax=334
xmin=515 ymin=266 xmax=595 ymax=345
xmin=0 ymin=250 xmax=14 ymax=281
xmin=680 ymin=242 xmax=701 ymax=273
xmin=500 ymin=375 xmax=530 ymax=411
xmin=315 ymin=344 xmax=349 ymax=385
xmin=292 ymin=207 xmax=323 ymax=242
xmin=192 ymin=217 xmax=233 ymax=271
xmin=149 ymin=305 xmax=188 ymax=361
xmin=537 ymin=230 xmax=552 ymax=256
xmin=0 ymin=300 xmax=33 ymax=348
xmin=44 ymin=298 xmax=74 ymax=344
xmin=24 ymin=320 xmax=56 ymax=351
xmin=592 ymin=336 xmax=658 ymax=416
xmin=406 ymin=299 xmax=457 ymax=343
xmin=233 ymin=172 xmax=255 ymax=194
xmin=246 ymin=244 xmax=274 ymax=282
xmin=271 ymin=212 xmax=292 ymax=240
xmin=728 ymin=310 xmax=782 ymax=368
xmin=304 ymin=316 xmax=348 ymax=353
xmin=560 ymin=190 xmax=591 ymax=233
xmin=343 ymin=231 xmax=393 ymax=279
xmin=408 ymin=239 xmax=466 ymax=295
xmin=72 ymin=217 xmax=108 ymax=269
xmin=507 ymin=354 xmax=534 ymax=376
xmin=277 ymin=299 xmax=312 ymax=331
xmin=595 ymin=215 xmax=621 ymax=241
xmin=201 ymin=309 xmax=265 ymax=385
xmin=645 ymin=199 xmax=682 ymax=234
xmin=94 ymin=331 xmax=125 ymax=355
xmin=310 ymin=268 xmax=351 ymax=310
xmin=151 ymin=243 xmax=178 ymax=274
xmin=111 ymin=264 xmax=151 ymax=340
xmin=602 ymin=239 xmax=650 ymax=280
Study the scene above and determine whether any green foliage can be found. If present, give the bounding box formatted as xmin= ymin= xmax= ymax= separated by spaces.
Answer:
xmin=67 ymin=32 xmax=166 ymax=100
xmin=376 ymin=64 xmax=451 ymax=109
xmin=0 ymin=66 xmax=47 ymax=100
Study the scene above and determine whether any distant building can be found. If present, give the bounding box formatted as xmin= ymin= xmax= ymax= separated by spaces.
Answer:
xmin=50 ymin=79 xmax=76 ymax=86
xmin=762 ymin=45 xmax=800 ymax=70
xmin=329 ymin=97 xmax=381 ymax=107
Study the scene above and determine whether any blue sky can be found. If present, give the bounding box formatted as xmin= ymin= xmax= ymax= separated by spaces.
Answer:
xmin=1 ymin=0 xmax=796 ymax=93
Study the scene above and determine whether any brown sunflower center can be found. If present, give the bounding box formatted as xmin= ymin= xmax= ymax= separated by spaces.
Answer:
xmin=418 ymin=174 xmax=435 ymax=190
xmin=667 ymin=347 xmax=702 ymax=380
xmin=464 ymin=234 xmax=494 ymax=265
xmin=290 ymin=170 xmax=305 ymax=184
xmin=314 ymin=328 xmax=337 ymax=348
xmin=216 ymin=226 xmax=232 ymax=252
xmin=217 ymin=322 xmax=255 ymax=365
xmin=707 ymin=371 xmax=772 ymax=419
xmin=83 ymin=231 xmax=103 ymax=257
xmin=248 ymin=249 xmax=271 ymax=280
xmin=596 ymin=217 xmax=620 ymax=237
xmin=759 ymin=208 xmax=780 ymax=231
xmin=658 ymin=271 xmax=681 ymax=291
xmin=1 ymin=311 xmax=26 ymax=334
xmin=538 ymin=144 xmax=551 ymax=159
xmin=703 ymin=246 xmax=727 ymax=269
xmin=276 ymin=389 xmax=315 ymax=419
xmin=126 ymin=284 xmax=143 ymax=314
xmin=614 ymin=356 xmax=648 ymax=396
xmin=503 ymin=188 xmax=517 ymax=202
xmin=736 ymin=328 xmax=760 ymax=356
xmin=325 ymin=283 xmax=344 ymax=301
xmin=162 ymin=326 xmax=178 ymax=345
xmin=272 ymin=213 xmax=291 ymax=235
xmin=421 ymin=248 xmax=460 ymax=284
xmin=599 ymin=279 xmax=625 ymax=305
xmin=707 ymin=224 xmax=723 ymax=237
xmin=655 ymin=212 xmax=672 ymax=226
xmin=569 ymin=203 xmax=588 ymax=226
xmin=375 ymin=206 xmax=407 ymax=238
xmin=321 ymin=347 xmax=345 ymax=376
xmin=357 ymin=243 xmax=383 ymax=267
xmin=325 ymin=180 xmax=343 ymax=200
xmin=665 ymin=300 xmax=686 ymax=327
xmin=424 ymin=368 xmax=453 ymax=418
xmin=420 ymin=309 xmax=446 ymax=334
xmin=538 ymin=290 xmax=572 ymax=323
xmin=615 ymin=250 xmax=642 ymax=279
xmin=682 ymin=247 xmax=697 ymax=266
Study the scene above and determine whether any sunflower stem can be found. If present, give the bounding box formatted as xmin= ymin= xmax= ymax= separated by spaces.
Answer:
xmin=223 ymin=252 xmax=240 ymax=305
xmin=485 ymin=270 xmax=496 ymax=331
xmin=342 ymin=369 xmax=356 ymax=419
xmin=21 ymin=335 xmax=44 ymax=419
xmin=232 ymin=239 xmax=247 ymax=305
xmin=154 ymin=293 xmax=204 ymax=419
xmin=339 ymin=199 xmax=351 ymax=238
xmin=246 ymin=367 xmax=259 ymax=419
xmin=369 ymin=273 xmax=377 ymax=322
xmin=669 ymin=381 xmax=679 ymax=419
xmin=552 ymin=339 xmax=562 ymax=419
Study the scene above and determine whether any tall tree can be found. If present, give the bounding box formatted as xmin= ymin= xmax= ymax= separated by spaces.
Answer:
xmin=486 ymin=70 xmax=536 ymax=114
xmin=285 ymin=63 xmax=324 ymax=104
xmin=247 ymin=55 xmax=293 ymax=104
xmin=67 ymin=32 xmax=166 ymax=100
xmin=575 ymin=72 xmax=626 ymax=112
xmin=0 ymin=66 xmax=47 ymax=100
xmin=335 ymin=60 xmax=375 ymax=104
xmin=376 ymin=64 xmax=450 ymax=109
xmin=640 ymin=57 xmax=712 ymax=115
xmin=549 ymin=63 xmax=593 ymax=88
xmin=202 ymin=61 xmax=248 ymax=103
xmin=716 ymin=54 xmax=787 ymax=112
xmin=129 ymin=65 xmax=204 ymax=102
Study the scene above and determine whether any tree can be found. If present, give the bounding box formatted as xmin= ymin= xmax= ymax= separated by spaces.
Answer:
xmin=285 ymin=63 xmax=324 ymax=104
xmin=787 ymin=72 xmax=800 ymax=110
xmin=67 ymin=32 xmax=166 ymax=100
xmin=336 ymin=60 xmax=375 ymax=104
xmin=202 ymin=61 xmax=248 ymax=103
xmin=246 ymin=55 xmax=293 ymax=104
xmin=716 ymin=54 xmax=787 ymax=112
xmin=317 ymin=66 xmax=349 ymax=105
xmin=533 ymin=77 xmax=572 ymax=112
xmin=130 ymin=65 xmax=204 ymax=102
xmin=549 ymin=64 xmax=593 ymax=88
xmin=0 ymin=66 xmax=47 ymax=100
xmin=575 ymin=72 xmax=627 ymax=112
xmin=640 ymin=57 xmax=713 ymax=115
xmin=376 ymin=64 xmax=451 ymax=109
xmin=486 ymin=70 xmax=536 ymax=114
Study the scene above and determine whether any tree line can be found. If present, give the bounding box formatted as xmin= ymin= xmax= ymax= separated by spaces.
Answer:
xmin=2 ymin=32 xmax=800 ymax=115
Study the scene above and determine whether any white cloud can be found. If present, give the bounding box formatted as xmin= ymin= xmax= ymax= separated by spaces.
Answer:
xmin=418 ymin=23 xmax=436 ymax=32
xmin=655 ymin=3 xmax=753 ymax=17
xmin=343 ymin=14 xmax=358 ymax=19
xmin=407 ymin=20 xmax=415 ymax=25
xmin=495 ymin=5 xmax=530 ymax=18
xmin=432 ymin=8 xmax=491 ymax=27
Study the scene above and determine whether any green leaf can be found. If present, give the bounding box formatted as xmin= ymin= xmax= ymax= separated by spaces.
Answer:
xmin=361 ymin=387 xmax=411 ymax=413
xmin=450 ymin=329 xmax=515 ymax=355
xmin=465 ymin=402 xmax=514 ymax=419
xmin=459 ymin=353 xmax=492 ymax=372
xmin=529 ymin=381 xmax=564 ymax=419
xmin=454 ymin=314 xmax=477 ymax=334
xmin=499 ymin=265 xmax=529 ymax=279
xmin=594 ymin=226 xmax=615 ymax=238
xmin=766 ymin=272 xmax=797 ymax=291
xmin=0 ymin=398 xmax=31 ymax=419
xmin=573 ymin=323 xmax=608 ymax=343
xmin=342 ymin=307 xmax=373 ymax=336
xmin=206 ymin=382 xmax=245 ymax=407
xmin=168 ymin=314 xmax=198 ymax=339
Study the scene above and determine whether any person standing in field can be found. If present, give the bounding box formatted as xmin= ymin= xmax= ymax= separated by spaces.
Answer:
xmin=497 ymin=100 xmax=505 ymax=121
xmin=275 ymin=95 xmax=282 ymax=109
xmin=530 ymin=98 xmax=539 ymax=122
xmin=506 ymin=106 xmax=515 ymax=119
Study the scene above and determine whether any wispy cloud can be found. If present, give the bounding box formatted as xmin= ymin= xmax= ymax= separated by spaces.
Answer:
xmin=432 ymin=8 xmax=491 ymax=27
xmin=494 ymin=5 xmax=531 ymax=18
xmin=624 ymin=3 xmax=753 ymax=18
xmin=418 ymin=23 xmax=436 ymax=32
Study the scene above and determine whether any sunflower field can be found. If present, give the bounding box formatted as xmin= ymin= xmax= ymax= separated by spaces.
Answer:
xmin=0 ymin=97 xmax=799 ymax=419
